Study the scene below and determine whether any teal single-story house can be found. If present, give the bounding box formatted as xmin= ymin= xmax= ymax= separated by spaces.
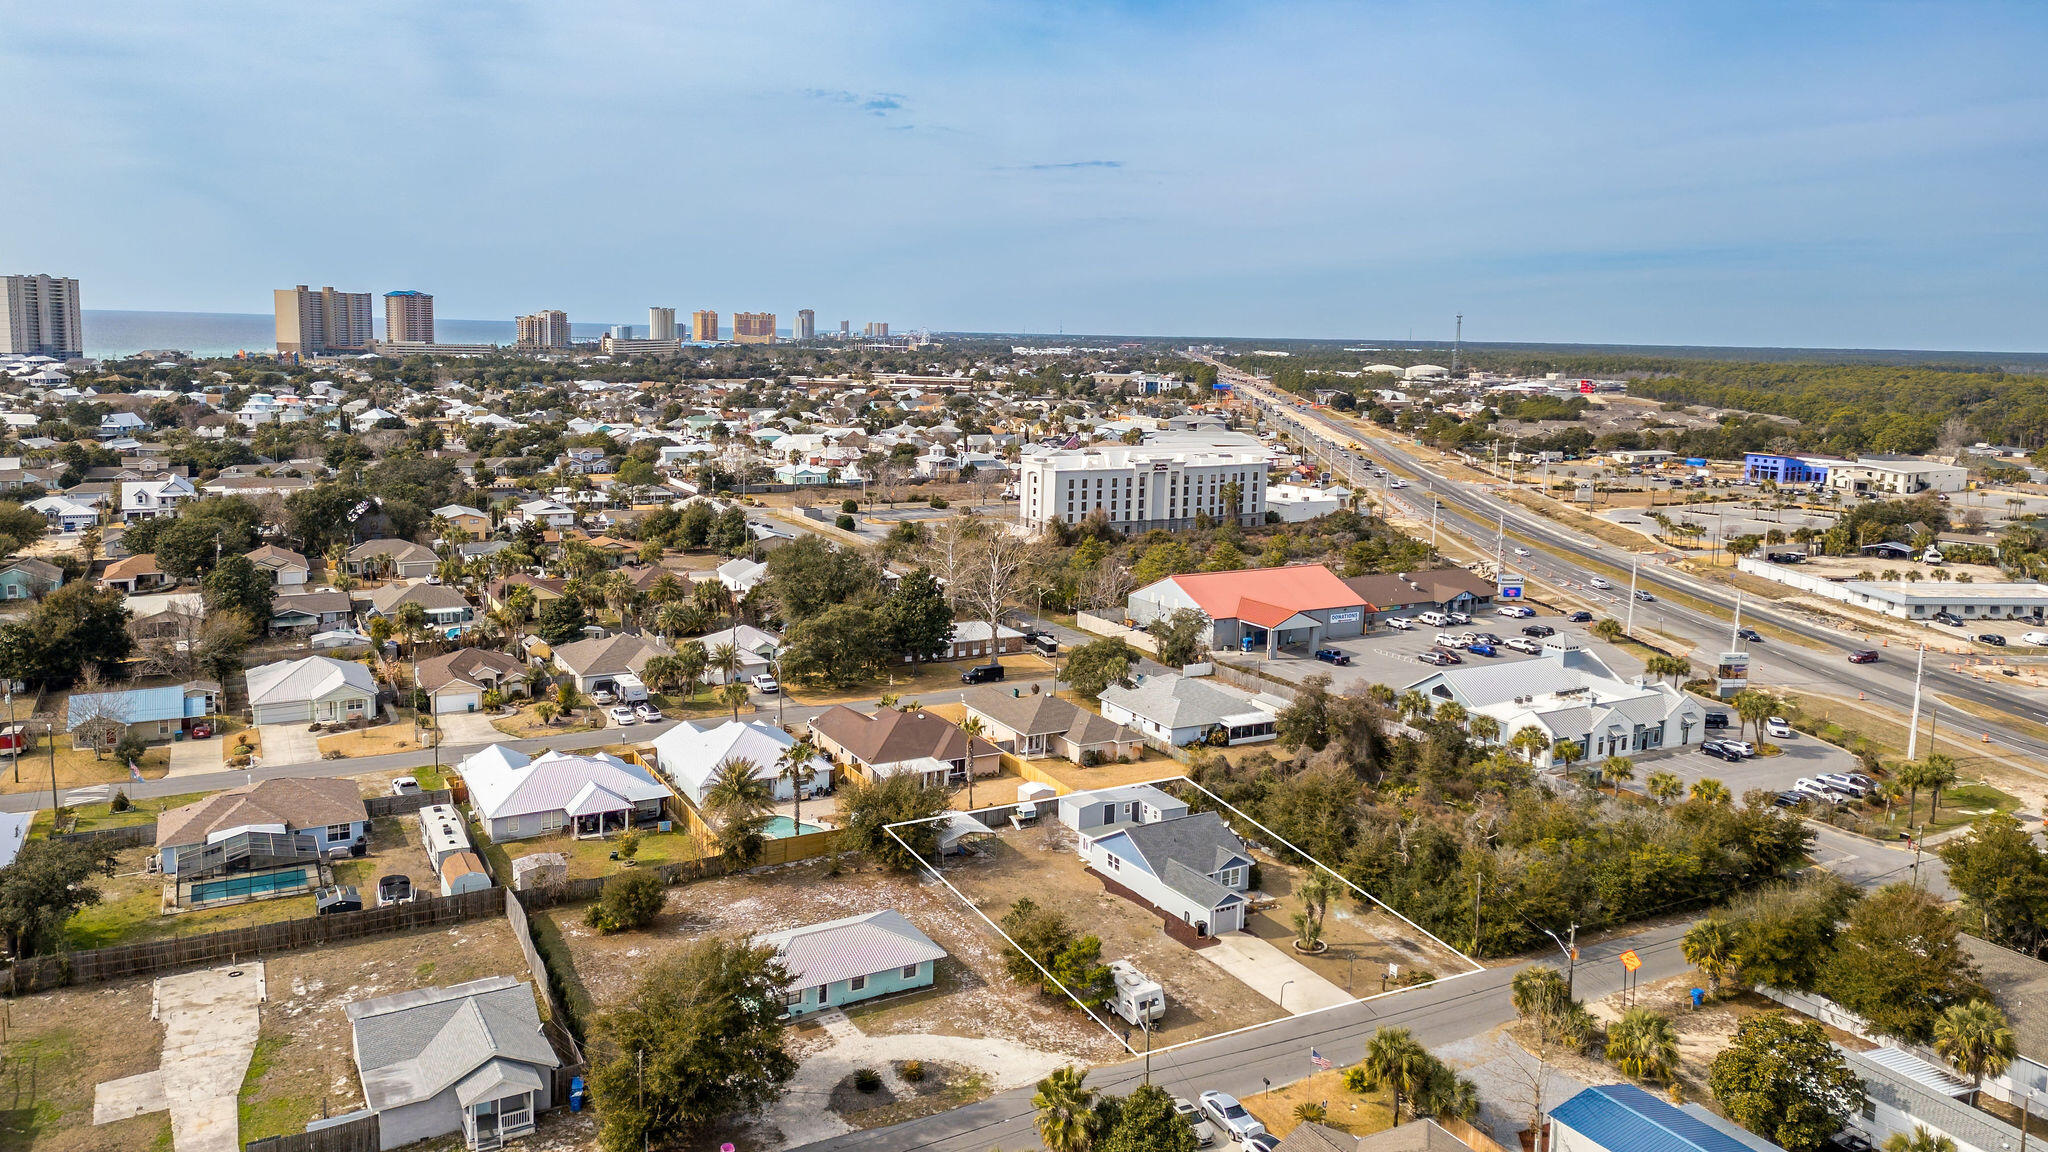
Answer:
xmin=758 ymin=909 xmax=948 ymax=1017
xmin=0 ymin=557 xmax=63 ymax=600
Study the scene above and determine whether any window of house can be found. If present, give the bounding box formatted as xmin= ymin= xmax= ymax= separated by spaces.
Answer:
xmin=325 ymin=823 xmax=353 ymax=841
xmin=1217 ymin=866 xmax=1243 ymax=888
xmin=849 ymin=974 xmax=866 ymax=992
xmin=1105 ymin=854 xmax=1120 ymax=871
xmin=506 ymin=817 xmax=521 ymax=835
xmin=784 ymin=990 xmax=804 ymax=1006
xmin=901 ymin=964 xmax=919 ymax=980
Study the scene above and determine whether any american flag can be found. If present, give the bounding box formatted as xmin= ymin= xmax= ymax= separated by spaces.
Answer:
xmin=1309 ymin=1048 xmax=1333 ymax=1070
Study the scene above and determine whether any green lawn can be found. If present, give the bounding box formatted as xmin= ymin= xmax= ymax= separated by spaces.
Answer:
xmin=1889 ymin=782 xmax=2021 ymax=834
xmin=237 ymin=1035 xmax=311 ymax=1144
xmin=63 ymin=876 xmax=316 ymax=951
xmin=552 ymin=829 xmax=705 ymax=878
xmin=32 ymin=790 xmax=210 ymax=836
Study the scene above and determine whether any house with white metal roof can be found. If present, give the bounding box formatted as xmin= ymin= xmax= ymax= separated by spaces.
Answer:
xmin=757 ymin=909 xmax=948 ymax=1016
xmin=346 ymin=976 xmax=561 ymax=1150
xmin=456 ymin=745 xmax=671 ymax=841
xmin=1098 ymin=673 xmax=1279 ymax=748
xmin=651 ymin=720 xmax=833 ymax=807
xmin=1402 ymin=641 xmax=1704 ymax=765
xmin=245 ymin=655 xmax=378 ymax=727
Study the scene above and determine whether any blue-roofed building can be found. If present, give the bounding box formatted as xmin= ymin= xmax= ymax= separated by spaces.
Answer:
xmin=66 ymin=680 xmax=220 ymax=748
xmin=1548 ymin=1084 xmax=1783 ymax=1152
xmin=1742 ymin=453 xmax=1838 ymax=486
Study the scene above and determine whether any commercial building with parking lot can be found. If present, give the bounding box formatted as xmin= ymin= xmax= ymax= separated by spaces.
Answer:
xmin=1126 ymin=564 xmax=1369 ymax=658
xmin=1403 ymin=641 xmax=1706 ymax=765
xmin=1342 ymin=567 xmax=1498 ymax=623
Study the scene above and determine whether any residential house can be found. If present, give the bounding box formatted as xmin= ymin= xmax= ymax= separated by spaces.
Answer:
xmin=1842 ymin=1046 xmax=2021 ymax=1152
xmin=245 ymin=656 xmax=379 ymax=726
xmin=346 ymin=539 xmax=439 ymax=580
xmin=693 ymin=624 xmax=782 ymax=684
xmin=99 ymin=552 xmax=166 ymax=594
xmin=97 ymin=411 xmax=149 ymax=439
xmin=939 ymin=620 xmax=1026 ymax=663
xmin=416 ymin=648 xmax=529 ymax=714
xmin=1085 ymin=810 xmax=1254 ymax=939
xmin=961 ymin=687 xmax=1142 ymax=763
xmin=807 ymin=705 xmax=1002 ymax=788
xmin=715 ymin=556 xmax=769 ymax=597
xmin=23 ymin=494 xmax=97 ymax=533
xmin=550 ymin=632 xmax=672 ymax=694
xmin=1056 ymin=783 xmax=1190 ymax=842
xmin=772 ymin=462 xmax=832 ymax=486
xmin=155 ymin=777 xmax=369 ymax=906
xmin=1098 ymin=673 xmax=1280 ymax=747
xmin=652 ymin=720 xmax=834 ymax=808
xmin=347 ymin=977 xmax=561 ymax=1151
xmin=127 ymin=591 xmax=204 ymax=643
xmin=66 ymin=680 xmax=219 ymax=746
xmin=119 ymin=474 xmax=196 ymax=520
xmin=246 ymin=544 xmax=311 ymax=587
xmin=513 ymin=499 xmax=576 ymax=529
xmin=760 ymin=910 xmax=948 ymax=1017
xmin=485 ymin=574 xmax=567 ymax=614
xmin=456 ymin=745 xmax=671 ymax=840
xmin=270 ymin=588 xmax=356 ymax=635
xmin=432 ymin=504 xmax=491 ymax=536
xmin=1548 ymin=1083 xmax=1796 ymax=1152
xmin=0 ymin=557 xmax=63 ymax=600
xmin=364 ymin=582 xmax=478 ymax=637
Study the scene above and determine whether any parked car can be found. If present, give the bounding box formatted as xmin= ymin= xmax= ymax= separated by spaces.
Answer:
xmin=1496 ymin=604 xmax=1534 ymax=618
xmin=1634 ymin=589 xmax=1656 ymax=602
xmin=1701 ymin=742 xmax=1743 ymax=763
xmin=1199 ymin=1092 xmax=1267 ymax=1144
xmin=634 ymin=702 xmax=663 ymax=722
xmin=591 ymin=688 xmax=618 ymax=705
xmin=752 ymin=673 xmax=781 ymax=694
xmin=1445 ymin=611 xmax=1473 ymax=625
xmin=1933 ymin=611 xmax=1965 ymax=627
xmin=1703 ymin=711 xmax=1730 ymax=730
xmin=608 ymin=705 xmax=638 ymax=726
xmin=1848 ymin=649 xmax=1880 ymax=664
xmin=390 ymin=776 xmax=421 ymax=796
xmin=1029 ymin=633 xmax=1061 ymax=656
xmin=1795 ymin=778 xmax=1848 ymax=805
xmin=1383 ymin=616 xmax=1415 ymax=630
xmin=1418 ymin=649 xmax=1459 ymax=666
xmin=1313 ymin=648 xmax=1351 ymax=665
xmin=2022 ymin=631 xmax=2048 ymax=646
xmin=961 ymin=663 xmax=1006 ymax=684
xmin=1171 ymin=1098 xmax=1218 ymax=1147
xmin=1505 ymin=637 xmax=1543 ymax=654
xmin=1736 ymin=628 xmax=1764 ymax=643
xmin=1771 ymin=790 xmax=1806 ymax=809
xmin=1589 ymin=577 xmax=1613 ymax=590
xmin=1435 ymin=631 xmax=1466 ymax=648
xmin=1568 ymin=610 xmax=1594 ymax=622
xmin=1247 ymin=1135 xmax=1281 ymax=1152
xmin=1979 ymin=633 xmax=2008 ymax=647
xmin=1818 ymin=773 xmax=1868 ymax=798
xmin=1416 ymin=611 xmax=1451 ymax=627
xmin=1722 ymin=739 xmax=1757 ymax=757
xmin=1765 ymin=717 xmax=1793 ymax=739
xmin=1466 ymin=641 xmax=1497 ymax=657
xmin=1522 ymin=624 xmax=1556 ymax=638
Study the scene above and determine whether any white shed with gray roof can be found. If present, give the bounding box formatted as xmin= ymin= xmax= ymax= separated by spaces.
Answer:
xmin=347 ymin=976 xmax=561 ymax=1150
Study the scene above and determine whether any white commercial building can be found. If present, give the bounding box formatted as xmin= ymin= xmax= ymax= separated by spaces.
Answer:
xmin=1402 ymin=641 xmax=1706 ymax=765
xmin=1824 ymin=456 xmax=1969 ymax=496
xmin=1017 ymin=434 xmax=1276 ymax=531
xmin=1839 ymin=580 xmax=2048 ymax=622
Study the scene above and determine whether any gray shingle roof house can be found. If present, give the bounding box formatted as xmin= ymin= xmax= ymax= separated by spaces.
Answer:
xmin=757 ymin=909 xmax=948 ymax=1017
xmin=1098 ymin=673 xmax=1279 ymax=748
xmin=348 ymin=976 xmax=561 ymax=1150
xmin=960 ymin=687 xmax=1143 ymax=763
xmin=1084 ymin=810 xmax=1254 ymax=940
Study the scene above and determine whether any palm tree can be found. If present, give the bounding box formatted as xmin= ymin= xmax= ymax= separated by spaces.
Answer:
xmin=1363 ymin=1027 xmax=1433 ymax=1124
xmin=555 ymin=681 xmax=583 ymax=717
xmin=1605 ymin=1008 xmax=1680 ymax=1083
xmin=1682 ymin=917 xmax=1735 ymax=999
xmin=1601 ymin=755 xmax=1635 ymax=796
xmin=674 ymin=640 xmax=708 ymax=701
xmin=533 ymin=699 xmax=561 ymax=726
xmin=1508 ymin=725 xmax=1551 ymax=764
xmin=1031 ymin=1065 xmax=1096 ymax=1152
xmin=777 ymin=738 xmax=820 ymax=833
xmin=1932 ymin=999 xmax=2016 ymax=1104
xmin=1292 ymin=871 xmax=1340 ymax=951
xmin=720 ymin=680 xmax=751 ymax=723
xmin=709 ymin=641 xmax=744 ymax=689
xmin=1467 ymin=714 xmax=1502 ymax=745
xmin=1689 ymin=778 xmax=1731 ymax=805
xmin=1883 ymin=1128 xmax=1958 ymax=1152
xmin=1732 ymin=688 xmax=1779 ymax=743
xmin=704 ymin=755 xmax=774 ymax=865
xmin=958 ymin=715 xmax=988 ymax=808
xmin=1921 ymin=753 xmax=1959 ymax=818
xmin=1645 ymin=771 xmax=1684 ymax=805
xmin=1551 ymin=738 xmax=1583 ymax=767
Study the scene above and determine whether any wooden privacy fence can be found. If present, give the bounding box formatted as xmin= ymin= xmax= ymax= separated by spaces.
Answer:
xmin=54 ymin=822 xmax=157 ymax=849
xmin=245 ymin=1113 xmax=379 ymax=1152
xmin=4 ymin=884 xmax=506 ymax=995
xmin=512 ymin=827 xmax=850 ymax=912
xmin=362 ymin=788 xmax=454 ymax=818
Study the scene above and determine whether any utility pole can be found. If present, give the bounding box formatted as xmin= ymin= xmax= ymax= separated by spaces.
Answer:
xmin=1905 ymin=643 xmax=1927 ymax=760
xmin=1542 ymin=924 xmax=1580 ymax=998
xmin=1430 ymin=494 xmax=1440 ymax=550
xmin=1452 ymin=314 xmax=1462 ymax=376
xmin=1728 ymin=594 xmax=1743 ymax=651
xmin=1472 ymin=874 xmax=1484 ymax=956
xmin=1625 ymin=558 xmax=1639 ymax=638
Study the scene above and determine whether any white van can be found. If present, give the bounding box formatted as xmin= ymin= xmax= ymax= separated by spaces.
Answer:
xmin=1417 ymin=610 xmax=1451 ymax=627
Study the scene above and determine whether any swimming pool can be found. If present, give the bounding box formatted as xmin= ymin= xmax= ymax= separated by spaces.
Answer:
xmin=764 ymin=816 xmax=828 ymax=838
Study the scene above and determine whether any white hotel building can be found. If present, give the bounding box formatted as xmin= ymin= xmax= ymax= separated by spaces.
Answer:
xmin=1018 ymin=435 xmax=1277 ymax=531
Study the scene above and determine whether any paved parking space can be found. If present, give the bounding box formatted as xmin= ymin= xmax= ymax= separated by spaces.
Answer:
xmin=1618 ymin=730 xmax=1865 ymax=801
xmin=1246 ymin=610 xmax=1627 ymax=693
xmin=254 ymin=723 xmax=318 ymax=767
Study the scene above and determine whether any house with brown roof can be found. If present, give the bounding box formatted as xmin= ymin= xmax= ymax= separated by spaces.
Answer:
xmin=807 ymin=705 xmax=1002 ymax=788
xmin=417 ymin=648 xmax=530 ymax=714
xmin=486 ymin=574 xmax=567 ymax=614
xmin=155 ymin=777 xmax=368 ymax=907
xmin=246 ymin=544 xmax=310 ymax=587
xmin=344 ymin=538 xmax=438 ymax=580
xmin=961 ymin=685 xmax=1142 ymax=763
xmin=99 ymin=552 xmax=167 ymax=594
xmin=1342 ymin=567 xmax=1497 ymax=623
xmin=551 ymin=632 xmax=672 ymax=694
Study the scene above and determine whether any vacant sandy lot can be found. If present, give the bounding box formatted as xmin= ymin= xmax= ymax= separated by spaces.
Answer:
xmin=1248 ymin=852 xmax=1472 ymax=995
xmin=542 ymin=856 xmax=1121 ymax=1063
xmin=0 ymin=977 xmax=170 ymax=1152
xmin=942 ymin=822 xmax=1285 ymax=1047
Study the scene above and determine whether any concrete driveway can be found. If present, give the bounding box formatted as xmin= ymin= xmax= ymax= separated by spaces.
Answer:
xmin=95 ymin=963 xmax=266 ymax=1152
xmin=434 ymin=709 xmax=504 ymax=748
xmin=255 ymin=723 xmax=319 ymax=767
xmin=165 ymin=736 xmax=224 ymax=778
xmin=1200 ymin=933 xmax=1352 ymax=1014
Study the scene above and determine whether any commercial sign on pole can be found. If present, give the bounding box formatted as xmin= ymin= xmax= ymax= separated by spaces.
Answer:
xmin=1715 ymin=651 xmax=1751 ymax=698
xmin=1497 ymin=577 xmax=1524 ymax=600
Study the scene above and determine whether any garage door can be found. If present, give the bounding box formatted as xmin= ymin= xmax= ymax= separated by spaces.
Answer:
xmin=434 ymin=691 xmax=481 ymax=715
xmin=1211 ymin=902 xmax=1245 ymax=935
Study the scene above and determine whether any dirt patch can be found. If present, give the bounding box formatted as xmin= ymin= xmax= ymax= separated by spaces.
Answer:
xmin=941 ymin=823 xmax=1284 ymax=1047
xmin=1244 ymin=853 xmax=1469 ymax=995
xmin=541 ymin=856 xmax=1121 ymax=1063
xmin=1244 ymin=1068 xmax=1396 ymax=1141
xmin=0 ymin=978 xmax=170 ymax=1152
xmin=827 ymin=1060 xmax=988 ymax=1130
xmin=240 ymin=918 xmax=538 ymax=1143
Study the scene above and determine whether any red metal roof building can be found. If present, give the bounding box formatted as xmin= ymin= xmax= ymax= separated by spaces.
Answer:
xmin=1127 ymin=564 xmax=1370 ymax=658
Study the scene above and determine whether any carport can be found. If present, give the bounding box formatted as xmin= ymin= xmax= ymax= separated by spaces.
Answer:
xmin=1236 ymin=602 xmax=1324 ymax=659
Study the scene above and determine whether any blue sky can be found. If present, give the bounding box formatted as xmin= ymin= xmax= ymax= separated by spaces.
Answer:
xmin=7 ymin=1 xmax=2047 ymax=349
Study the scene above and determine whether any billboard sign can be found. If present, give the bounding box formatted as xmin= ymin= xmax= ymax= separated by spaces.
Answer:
xmin=1497 ymin=577 xmax=1524 ymax=600
xmin=1715 ymin=650 xmax=1750 ymax=698
xmin=1327 ymin=608 xmax=1363 ymax=625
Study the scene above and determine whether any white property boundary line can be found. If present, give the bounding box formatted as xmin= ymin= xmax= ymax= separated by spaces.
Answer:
xmin=883 ymin=773 xmax=1488 ymax=1061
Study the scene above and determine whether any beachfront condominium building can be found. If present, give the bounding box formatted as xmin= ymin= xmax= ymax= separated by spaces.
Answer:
xmin=516 ymin=310 xmax=571 ymax=349
xmin=795 ymin=309 xmax=816 ymax=340
xmin=1 ymin=274 xmax=83 ymax=358
xmin=648 ymin=306 xmax=677 ymax=341
xmin=734 ymin=311 xmax=776 ymax=344
xmin=840 ymin=320 xmax=851 ymax=338
xmin=384 ymin=291 xmax=434 ymax=344
xmin=275 ymin=285 xmax=374 ymax=355
xmin=691 ymin=310 xmax=718 ymax=342
xmin=864 ymin=321 xmax=889 ymax=338
xmin=1018 ymin=436 xmax=1276 ymax=531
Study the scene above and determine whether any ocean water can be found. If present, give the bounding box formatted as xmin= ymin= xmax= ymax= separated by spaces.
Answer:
xmin=82 ymin=310 xmax=623 ymax=360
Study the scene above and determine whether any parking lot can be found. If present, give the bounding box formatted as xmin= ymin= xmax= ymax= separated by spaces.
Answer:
xmin=1614 ymin=727 xmax=1867 ymax=805
xmin=1249 ymin=605 xmax=1632 ymax=694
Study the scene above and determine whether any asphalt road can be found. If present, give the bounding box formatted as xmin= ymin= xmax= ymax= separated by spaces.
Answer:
xmin=1218 ymin=364 xmax=2048 ymax=767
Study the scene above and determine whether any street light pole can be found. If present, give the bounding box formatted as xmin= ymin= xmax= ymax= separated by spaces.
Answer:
xmin=1541 ymin=924 xmax=1580 ymax=998
xmin=1625 ymin=558 xmax=1639 ymax=638
xmin=1906 ymin=642 xmax=1927 ymax=760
